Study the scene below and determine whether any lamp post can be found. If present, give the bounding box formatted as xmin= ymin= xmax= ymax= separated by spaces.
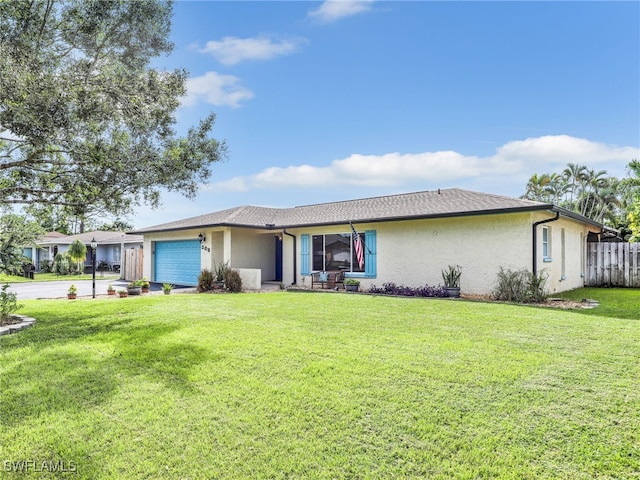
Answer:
xmin=91 ymin=238 xmax=97 ymax=299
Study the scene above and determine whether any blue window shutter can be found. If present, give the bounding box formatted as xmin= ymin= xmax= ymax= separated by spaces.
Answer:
xmin=364 ymin=230 xmax=376 ymax=278
xmin=300 ymin=234 xmax=310 ymax=276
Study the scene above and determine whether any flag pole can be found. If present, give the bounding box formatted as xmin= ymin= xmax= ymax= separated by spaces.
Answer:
xmin=348 ymin=221 xmax=371 ymax=254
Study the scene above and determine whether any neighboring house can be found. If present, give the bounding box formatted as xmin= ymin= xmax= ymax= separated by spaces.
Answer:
xmin=28 ymin=230 xmax=143 ymax=274
xmin=133 ymin=188 xmax=616 ymax=295
xmin=22 ymin=231 xmax=66 ymax=267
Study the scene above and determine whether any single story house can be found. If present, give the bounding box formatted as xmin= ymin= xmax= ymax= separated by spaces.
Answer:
xmin=26 ymin=230 xmax=143 ymax=273
xmin=133 ymin=188 xmax=616 ymax=295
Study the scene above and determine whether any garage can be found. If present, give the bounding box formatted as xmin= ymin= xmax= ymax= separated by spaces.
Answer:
xmin=154 ymin=240 xmax=201 ymax=286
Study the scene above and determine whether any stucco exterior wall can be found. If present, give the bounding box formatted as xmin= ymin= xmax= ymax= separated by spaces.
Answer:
xmin=141 ymin=210 xmax=601 ymax=295
xmin=289 ymin=213 xmax=534 ymax=295
xmin=377 ymin=214 xmax=535 ymax=294
xmin=290 ymin=212 xmax=600 ymax=295
xmin=532 ymin=213 xmax=598 ymax=294
xmin=229 ymin=229 xmax=276 ymax=281
xmin=142 ymin=227 xmax=276 ymax=285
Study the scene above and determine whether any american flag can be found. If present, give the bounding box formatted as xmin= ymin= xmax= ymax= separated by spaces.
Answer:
xmin=350 ymin=222 xmax=365 ymax=270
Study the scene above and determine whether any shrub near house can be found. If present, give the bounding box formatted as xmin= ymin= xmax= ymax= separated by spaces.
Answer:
xmin=0 ymin=283 xmax=23 ymax=323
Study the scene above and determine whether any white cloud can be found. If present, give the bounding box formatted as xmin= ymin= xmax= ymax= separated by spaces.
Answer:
xmin=200 ymin=177 xmax=248 ymax=193
xmin=182 ymin=71 xmax=254 ymax=108
xmin=308 ymin=0 xmax=375 ymax=23
xmin=205 ymin=135 xmax=639 ymax=193
xmin=495 ymin=135 xmax=637 ymax=168
xmin=199 ymin=35 xmax=307 ymax=65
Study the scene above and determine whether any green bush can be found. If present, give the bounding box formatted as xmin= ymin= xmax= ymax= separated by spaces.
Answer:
xmin=224 ymin=268 xmax=243 ymax=293
xmin=493 ymin=267 xmax=548 ymax=303
xmin=527 ymin=270 xmax=549 ymax=303
xmin=0 ymin=283 xmax=23 ymax=322
xmin=53 ymin=252 xmax=69 ymax=275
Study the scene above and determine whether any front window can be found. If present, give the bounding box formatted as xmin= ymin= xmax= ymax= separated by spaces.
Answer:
xmin=312 ymin=233 xmax=364 ymax=273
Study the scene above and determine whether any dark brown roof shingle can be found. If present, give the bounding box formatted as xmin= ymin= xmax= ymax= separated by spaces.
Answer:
xmin=134 ymin=188 xmax=553 ymax=234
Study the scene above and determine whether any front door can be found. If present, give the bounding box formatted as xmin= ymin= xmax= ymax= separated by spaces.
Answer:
xmin=275 ymin=236 xmax=283 ymax=282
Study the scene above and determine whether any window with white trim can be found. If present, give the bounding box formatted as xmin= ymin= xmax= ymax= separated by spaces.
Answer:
xmin=542 ymin=226 xmax=551 ymax=260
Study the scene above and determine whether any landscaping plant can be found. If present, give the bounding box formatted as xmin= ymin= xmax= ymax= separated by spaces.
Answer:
xmin=0 ymin=282 xmax=22 ymax=322
xmin=368 ymin=282 xmax=448 ymax=297
xmin=441 ymin=264 xmax=462 ymax=288
xmin=197 ymin=268 xmax=215 ymax=292
xmin=223 ymin=268 xmax=242 ymax=292
xmin=493 ymin=267 xmax=549 ymax=303
xmin=67 ymin=240 xmax=87 ymax=275
xmin=53 ymin=252 xmax=69 ymax=275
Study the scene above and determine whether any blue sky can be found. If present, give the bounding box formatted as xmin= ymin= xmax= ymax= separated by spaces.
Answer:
xmin=133 ymin=0 xmax=640 ymax=228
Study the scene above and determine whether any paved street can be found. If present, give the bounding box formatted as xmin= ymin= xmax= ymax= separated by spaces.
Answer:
xmin=6 ymin=278 xmax=274 ymax=299
xmin=6 ymin=278 xmax=133 ymax=300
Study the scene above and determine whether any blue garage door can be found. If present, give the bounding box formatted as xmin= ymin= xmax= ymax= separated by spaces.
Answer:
xmin=154 ymin=240 xmax=201 ymax=286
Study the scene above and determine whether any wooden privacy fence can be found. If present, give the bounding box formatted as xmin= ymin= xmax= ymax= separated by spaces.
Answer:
xmin=586 ymin=242 xmax=640 ymax=287
xmin=122 ymin=248 xmax=143 ymax=282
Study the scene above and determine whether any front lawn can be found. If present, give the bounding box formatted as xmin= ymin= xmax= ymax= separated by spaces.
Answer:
xmin=557 ymin=286 xmax=640 ymax=320
xmin=1 ymin=291 xmax=638 ymax=479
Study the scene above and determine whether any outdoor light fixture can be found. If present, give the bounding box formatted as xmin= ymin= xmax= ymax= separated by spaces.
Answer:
xmin=198 ymin=233 xmax=205 ymax=243
xmin=90 ymin=238 xmax=97 ymax=299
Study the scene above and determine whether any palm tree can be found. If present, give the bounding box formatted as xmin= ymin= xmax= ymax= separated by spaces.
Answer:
xmin=522 ymin=173 xmax=552 ymax=201
xmin=67 ymin=239 xmax=87 ymax=275
xmin=543 ymin=172 xmax=569 ymax=206
xmin=577 ymin=175 xmax=620 ymax=224
xmin=523 ymin=163 xmax=623 ymax=228
xmin=622 ymin=160 xmax=640 ymax=241
xmin=562 ymin=163 xmax=588 ymax=209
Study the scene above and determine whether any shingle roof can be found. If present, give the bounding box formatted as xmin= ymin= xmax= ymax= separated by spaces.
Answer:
xmin=37 ymin=230 xmax=143 ymax=245
xmin=134 ymin=188 xmax=559 ymax=234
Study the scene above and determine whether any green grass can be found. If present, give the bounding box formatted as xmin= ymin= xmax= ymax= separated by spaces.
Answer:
xmin=0 ymin=273 xmax=120 ymax=284
xmin=1 ymin=290 xmax=638 ymax=479
xmin=557 ymin=287 xmax=640 ymax=321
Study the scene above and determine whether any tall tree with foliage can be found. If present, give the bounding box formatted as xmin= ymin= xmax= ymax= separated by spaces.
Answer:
xmin=522 ymin=163 xmax=621 ymax=226
xmin=0 ymin=0 xmax=226 ymax=216
xmin=0 ymin=208 xmax=44 ymax=274
xmin=67 ymin=239 xmax=87 ymax=274
xmin=622 ymin=160 xmax=640 ymax=241
xmin=522 ymin=161 xmax=640 ymax=239
xmin=97 ymin=219 xmax=134 ymax=232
